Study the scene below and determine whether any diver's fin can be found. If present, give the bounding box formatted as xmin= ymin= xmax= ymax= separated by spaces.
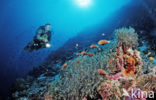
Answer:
xmin=29 ymin=49 xmax=34 ymax=52
xmin=24 ymin=46 xmax=29 ymax=50
xmin=24 ymin=45 xmax=34 ymax=52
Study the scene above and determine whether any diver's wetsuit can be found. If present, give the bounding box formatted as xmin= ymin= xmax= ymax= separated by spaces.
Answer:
xmin=35 ymin=26 xmax=51 ymax=41
xmin=24 ymin=26 xmax=52 ymax=52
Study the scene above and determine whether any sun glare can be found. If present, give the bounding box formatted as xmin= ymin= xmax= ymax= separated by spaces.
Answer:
xmin=77 ymin=0 xmax=91 ymax=7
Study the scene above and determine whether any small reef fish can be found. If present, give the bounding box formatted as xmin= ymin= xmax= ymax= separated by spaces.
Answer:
xmin=56 ymin=60 xmax=59 ymax=63
xmin=102 ymin=33 xmax=105 ymax=36
xmin=97 ymin=69 xmax=107 ymax=75
xmin=149 ymin=57 xmax=154 ymax=61
xmin=97 ymin=48 xmax=101 ymax=52
xmin=62 ymin=63 xmax=67 ymax=70
xmin=76 ymin=51 xmax=88 ymax=56
xmin=147 ymin=52 xmax=151 ymax=56
xmin=76 ymin=53 xmax=81 ymax=56
xmin=81 ymin=51 xmax=88 ymax=55
xmin=88 ymin=53 xmax=94 ymax=57
xmin=75 ymin=43 xmax=79 ymax=49
xmin=98 ymin=40 xmax=110 ymax=45
xmin=90 ymin=45 xmax=98 ymax=48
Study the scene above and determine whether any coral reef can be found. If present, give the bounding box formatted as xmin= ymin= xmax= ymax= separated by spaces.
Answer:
xmin=11 ymin=27 xmax=156 ymax=100
xmin=47 ymin=27 xmax=155 ymax=100
xmin=115 ymin=27 xmax=139 ymax=50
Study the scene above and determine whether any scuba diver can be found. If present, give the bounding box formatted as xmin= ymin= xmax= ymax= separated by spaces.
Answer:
xmin=24 ymin=24 xmax=53 ymax=52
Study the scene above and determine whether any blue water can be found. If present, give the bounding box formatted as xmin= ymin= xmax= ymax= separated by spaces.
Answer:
xmin=0 ymin=0 xmax=132 ymax=98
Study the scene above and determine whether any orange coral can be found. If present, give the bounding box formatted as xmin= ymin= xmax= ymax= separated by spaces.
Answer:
xmin=62 ymin=63 xmax=67 ymax=70
xmin=127 ymin=57 xmax=136 ymax=66
xmin=76 ymin=60 xmax=80 ymax=63
xmin=98 ymin=40 xmax=110 ymax=45
xmin=123 ymin=57 xmax=136 ymax=77
xmin=88 ymin=53 xmax=94 ymax=57
xmin=97 ymin=69 xmax=107 ymax=75
xmin=90 ymin=45 xmax=98 ymax=48
xmin=123 ymin=69 xmax=135 ymax=77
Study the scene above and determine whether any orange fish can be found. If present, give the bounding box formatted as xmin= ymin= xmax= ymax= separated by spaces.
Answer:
xmin=76 ymin=53 xmax=81 ymax=56
xmin=76 ymin=60 xmax=80 ymax=63
xmin=81 ymin=51 xmax=88 ymax=55
xmin=90 ymin=45 xmax=98 ymax=48
xmin=149 ymin=57 xmax=154 ymax=61
xmin=88 ymin=53 xmax=94 ymax=57
xmin=56 ymin=60 xmax=59 ymax=62
xmin=62 ymin=63 xmax=67 ymax=70
xmin=97 ymin=69 xmax=107 ymax=75
xmin=98 ymin=40 xmax=110 ymax=45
